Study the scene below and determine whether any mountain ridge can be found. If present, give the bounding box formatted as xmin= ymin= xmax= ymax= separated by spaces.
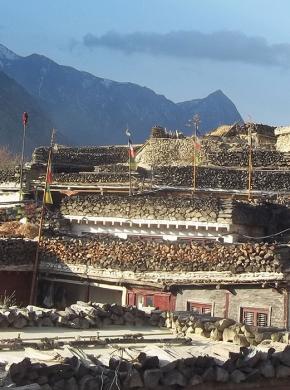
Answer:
xmin=0 ymin=43 xmax=243 ymax=148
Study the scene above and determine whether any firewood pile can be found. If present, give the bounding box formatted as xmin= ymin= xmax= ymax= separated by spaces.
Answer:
xmin=166 ymin=311 xmax=288 ymax=347
xmin=0 ymin=168 xmax=19 ymax=184
xmin=232 ymin=200 xmax=290 ymax=228
xmin=205 ymin=149 xmax=288 ymax=168
xmin=0 ymin=221 xmax=39 ymax=239
xmin=53 ymin=172 xmax=141 ymax=185
xmin=0 ymin=238 xmax=36 ymax=264
xmin=96 ymin=164 xmax=130 ymax=173
xmin=39 ymin=236 xmax=283 ymax=274
xmin=155 ymin=166 xmax=290 ymax=191
xmin=7 ymin=342 xmax=290 ymax=388
xmin=155 ymin=166 xmax=246 ymax=189
xmin=0 ymin=302 xmax=163 ymax=330
xmin=32 ymin=145 xmax=137 ymax=171
xmin=60 ymin=194 xmax=221 ymax=222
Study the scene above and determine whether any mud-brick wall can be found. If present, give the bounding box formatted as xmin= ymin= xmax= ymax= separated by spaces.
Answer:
xmin=0 ymin=271 xmax=32 ymax=305
xmin=175 ymin=286 xmax=286 ymax=328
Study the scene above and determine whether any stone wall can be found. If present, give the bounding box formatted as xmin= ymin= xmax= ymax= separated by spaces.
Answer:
xmin=175 ymin=287 xmax=285 ymax=328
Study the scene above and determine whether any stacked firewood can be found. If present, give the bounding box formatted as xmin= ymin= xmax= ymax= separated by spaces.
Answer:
xmin=0 ymin=238 xmax=36 ymax=265
xmin=54 ymin=172 xmax=129 ymax=184
xmin=0 ymin=235 xmax=284 ymax=274
xmin=167 ymin=312 xmax=288 ymax=346
xmin=155 ymin=166 xmax=247 ymax=189
xmin=155 ymin=166 xmax=290 ymax=191
xmin=0 ymin=168 xmax=19 ymax=184
xmin=0 ymin=302 xmax=163 ymax=329
xmin=32 ymin=145 xmax=137 ymax=169
xmin=61 ymin=194 xmax=220 ymax=222
xmin=205 ymin=150 xmax=288 ymax=167
xmin=39 ymin=236 xmax=282 ymax=274
xmin=8 ymin=342 xmax=290 ymax=388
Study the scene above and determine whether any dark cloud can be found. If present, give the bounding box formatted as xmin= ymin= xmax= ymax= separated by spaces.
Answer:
xmin=83 ymin=30 xmax=290 ymax=67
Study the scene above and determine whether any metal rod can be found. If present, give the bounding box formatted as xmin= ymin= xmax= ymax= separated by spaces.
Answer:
xmin=29 ymin=129 xmax=55 ymax=305
xmin=19 ymin=122 xmax=26 ymax=200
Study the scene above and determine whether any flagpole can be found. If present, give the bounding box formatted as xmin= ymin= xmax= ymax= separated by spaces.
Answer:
xmin=19 ymin=113 xmax=28 ymax=201
xmin=29 ymin=128 xmax=55 ymax=305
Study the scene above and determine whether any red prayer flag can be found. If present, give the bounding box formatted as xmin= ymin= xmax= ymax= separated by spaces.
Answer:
xmin=22 ymin=112 xmax=28 ymax=126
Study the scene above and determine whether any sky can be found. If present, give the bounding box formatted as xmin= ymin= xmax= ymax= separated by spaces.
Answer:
xmin=1 ymin=0 xmax=290 ymax=125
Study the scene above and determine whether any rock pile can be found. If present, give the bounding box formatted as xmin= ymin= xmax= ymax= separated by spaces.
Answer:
xmin=136 ymin=138 xmax=195 ymax=167
xmin=39 ymin=236 xmax=283 ymax=274
xmin=0 ymin=302 xmax=163 ymax=329
xmin=60 ymin=194 xmax=220 ymax=222
xmin=167 ymin=312 xmax=288 ymax=347
xmin=7 ymin=344 xmax=290 ymax=388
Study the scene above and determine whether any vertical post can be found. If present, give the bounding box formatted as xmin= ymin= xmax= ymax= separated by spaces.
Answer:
xmin=29 ymin=129 xmax=55 ymax=305
xmin=129 ymin=150 xmax=132 ymax=196
xmin=193 ymin=122 xmax=197 ymax=192
xmin=248 ymin=126 xmax=253 ymax=201
xmin=19 ymin=121 xmax=27 ymax=200
xmin=191 ymin=114 xmax=200 ymax=193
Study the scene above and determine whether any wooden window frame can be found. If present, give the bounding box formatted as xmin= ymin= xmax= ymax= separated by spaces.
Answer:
xmin=241 ymin=307 xmax=270 ymax=327
xmin=187 ymin=301 xmax=213 ymax=315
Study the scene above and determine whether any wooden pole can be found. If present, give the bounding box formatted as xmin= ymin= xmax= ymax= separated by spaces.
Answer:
xmin=192 ymin=114 xmax=200 ymax=193
xmin=193 ymin=123 xmax=197 ymax=192
xmin=19 ymin=122 xmax=27 ymax=201
xmin=248 ymin=126 xmax=253 ymax=201
xmin=29 ymin=129 xmax=55 ymax=305
xmin=129 ymin=148 xmax=132 ymax=196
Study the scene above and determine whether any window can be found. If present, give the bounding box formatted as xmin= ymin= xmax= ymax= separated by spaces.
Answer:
xmin=145 ymin=295 xmax=154 ymax=307
xmin=241 ymin=307 xmax=269 ymax=327
xmin=187 ymin=301 xmax=212 ymax=315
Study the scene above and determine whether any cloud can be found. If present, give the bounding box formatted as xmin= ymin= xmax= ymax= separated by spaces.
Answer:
xmin=83 ymin=30 xmax=290 ymax=67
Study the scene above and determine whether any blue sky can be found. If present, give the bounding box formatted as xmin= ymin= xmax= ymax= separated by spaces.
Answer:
xmin=1 ymin=0 xmax=290 ymax=124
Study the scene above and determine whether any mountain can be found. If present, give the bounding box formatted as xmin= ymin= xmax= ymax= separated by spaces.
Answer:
xmin=0 ymin=70 xmax=52 ymax=154
xmin=0 ymin=43 xmax=243 ymax=146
